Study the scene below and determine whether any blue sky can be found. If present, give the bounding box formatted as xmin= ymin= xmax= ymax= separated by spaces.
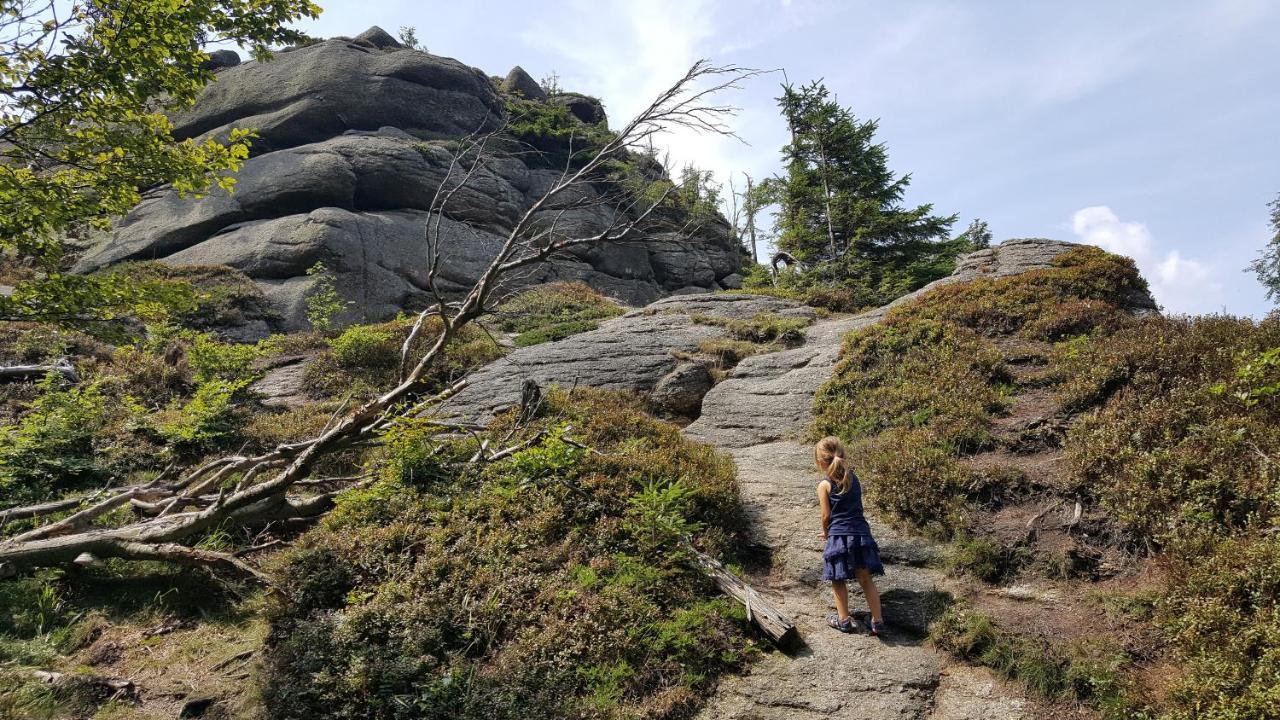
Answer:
xmin=292 ymin=0 xmax=1279 ymax=317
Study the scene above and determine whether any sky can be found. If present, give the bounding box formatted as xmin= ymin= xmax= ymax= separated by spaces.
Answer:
xmin=290 ymin=0 xmax=1279 ymax=317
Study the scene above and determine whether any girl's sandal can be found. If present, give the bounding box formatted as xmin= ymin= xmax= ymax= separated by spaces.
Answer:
xmin=868 ymin=619 xmax=886 ymax=637
xmin=825 ymin=613 xmax=858 ymax=634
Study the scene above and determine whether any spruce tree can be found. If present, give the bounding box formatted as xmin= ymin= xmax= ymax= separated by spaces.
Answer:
xmin=773 ymin=82 xmax=958 ymax=303
xmin=1249 ymin=193 xmax=1280 ymax=303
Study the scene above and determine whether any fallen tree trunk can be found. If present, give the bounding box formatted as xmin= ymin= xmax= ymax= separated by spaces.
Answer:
xmin=687 ymin=543 xmax=798 ymax=647
xmin=0 ymin=359 xmax=78 ymax=383
xmin=30 ymin=669 xmax=136 ymax=701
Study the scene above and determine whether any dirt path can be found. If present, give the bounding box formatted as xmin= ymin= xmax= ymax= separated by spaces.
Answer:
xmin=684 ymin=313 xmax=1029 ymax=720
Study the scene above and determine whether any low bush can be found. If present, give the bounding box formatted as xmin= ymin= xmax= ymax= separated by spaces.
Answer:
xmin=0 ymin=375 xmax=130 ymax=505
xmin=513 ymin=319 xmax=600 ymax=347
xmin=262 ymin=389 xmax=756 ymax=720
xmin=1064 ymin=316 xmax=1280 ymax=548
xmin=1156 ymin=534 xmax=1280 ymax=720
xmin=947 ymin=536 xmax=1024 ymax=584
xmin=504 ymin=97 xmax=614 ymax=166
xmin=150 ymin=377 xmax=253 ymax=453
xmin=496 ymin=283 xmax=625 ymax=346
xmin=887 ymin=246 xmax=1145 ymax=340
xmin=305 ymin=316 xmax=504 ymax=398
xmin=690 ymin=312 xmax=811 ymax=347
xmin=929 ymin=605 xmax=1146 ymax=716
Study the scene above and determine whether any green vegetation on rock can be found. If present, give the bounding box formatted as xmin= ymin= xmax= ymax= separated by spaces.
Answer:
xmin=495 ymin=282 xmax=626 ymax=347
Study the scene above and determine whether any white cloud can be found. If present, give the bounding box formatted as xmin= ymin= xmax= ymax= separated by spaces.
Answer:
xmin=520 ymin=0 xmax=776 ymax=196
xmin=1070 ymin=205 xmax=1221 ymax=314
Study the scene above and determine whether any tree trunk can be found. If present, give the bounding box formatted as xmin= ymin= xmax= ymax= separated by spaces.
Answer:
xmin=816 ymin=140 xmax=837 ymax=259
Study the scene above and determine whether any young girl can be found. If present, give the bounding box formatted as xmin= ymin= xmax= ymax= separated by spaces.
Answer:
xmin=815 ymin=436 xmax=885 ymax=635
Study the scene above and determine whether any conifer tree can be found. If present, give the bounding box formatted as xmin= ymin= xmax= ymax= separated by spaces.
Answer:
xmin=772 ymin=81 xmax=958 ymax=302
xmin=1249 ymin=193 xmax=1280 ymax=303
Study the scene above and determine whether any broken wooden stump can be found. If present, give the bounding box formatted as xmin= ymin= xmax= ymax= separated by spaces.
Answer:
xmin=687 ymin=543 xmax=798 ymax=647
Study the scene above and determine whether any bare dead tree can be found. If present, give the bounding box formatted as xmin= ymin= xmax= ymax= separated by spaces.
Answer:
xmin=741 ymin=172 xmax=760 ymax=264
xmin=0 ymin=59 xmax=761 ymax=581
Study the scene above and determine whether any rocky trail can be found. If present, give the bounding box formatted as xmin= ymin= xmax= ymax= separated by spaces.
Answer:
xmin=685 ymin=312 xmax=1030 ymax=720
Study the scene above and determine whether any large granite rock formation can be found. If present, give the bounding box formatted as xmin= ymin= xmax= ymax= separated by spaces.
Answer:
xmin=74 ymin=29 xmax=746 ymax=331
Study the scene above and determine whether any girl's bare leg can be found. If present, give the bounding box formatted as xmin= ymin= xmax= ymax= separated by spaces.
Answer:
xmin=854 ymin=568 xmax=882 ymax=623
xmin=830 ymin=580 xmax=851 ymax=620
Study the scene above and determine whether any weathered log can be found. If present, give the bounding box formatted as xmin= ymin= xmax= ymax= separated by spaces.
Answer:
xmin=31 ymin=669 xmax=136 ymax=701
xmin=687 ymin=544 xmax=798 ymax=647
xmin=0 ymin=359 xmax=79 ymax=383
xmin=0 ymin=496 xmax=84 ymax=524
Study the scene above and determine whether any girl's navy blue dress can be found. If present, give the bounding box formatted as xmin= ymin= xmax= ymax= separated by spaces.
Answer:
xmin=822 ymin=470 xmax=885 ymax=581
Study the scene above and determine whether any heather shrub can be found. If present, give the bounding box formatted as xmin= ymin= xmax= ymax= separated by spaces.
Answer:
xmin=815 ymin=319 xmax=1006 ymax=449
xmin=1156 ymin=535 xmax=1280 ymax=720
xmin=262 ymin=389 xmax=755 ymax=720
xmin=496 ymin=282 xmax=625 ymax=346
xmin=690 ymin=312 xmax=810 ymax=347
xmin=1064 ymin=316 xmax=1280 ymax=547
xmin=888 ymin=246 xmax=1145 ymax=340
xmin=306 ymin=317 xmax=504 ymax=398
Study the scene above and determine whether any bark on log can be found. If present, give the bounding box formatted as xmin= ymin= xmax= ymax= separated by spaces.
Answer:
xmin=687 ymin=544 xmax=798 ymax=647
xmin=0 ymin=496 xmax=84 ymax=524
xmin=31 ymin=669 xmax=136 ymax=700
xmin=0 ymin=359 xmax=79 ymax=383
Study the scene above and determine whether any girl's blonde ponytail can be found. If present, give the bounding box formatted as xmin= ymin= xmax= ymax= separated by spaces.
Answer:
xmin=815 ymin=436 xmax=852 ymax=493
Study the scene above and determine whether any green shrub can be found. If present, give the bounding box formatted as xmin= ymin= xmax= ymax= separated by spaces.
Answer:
xmin=1156 ymin=535 xmax=1280 ymax=720
xmin=305 ymin=317 xmax=504 ymax=399
xmin=153 ymin=378 xmax=252 ymax=453
xmin=1064 ymin=316 xmax=1280 ymax=547
xmin=262 ymin=389 xmax=754 ymax=720
xmin=504 ymin=97 xmax=614 ymax=166
xmin=328 ymin=323 xmax=398 ymax=368
xmin=815 ymin=319 xmax=1006 ymax=449
xmin=947 ymin=536 xmax=1023 ymax=583
xmin=0 ymin=375 xmax=124 ymax=504
xmin=888 ymin=246 xmax=1145 ymax=340
xmin=513 ymin=319 xmax=599 ymax=347
xmin=304 ymin=262 xmax=346 ymax=332
xmin=185 ymin=331 xmax=262 ymax=382
xmin=496 ymin=282 xmax=625 ymax=342
xmin=690 ymin=312 xmax=810 ymax=347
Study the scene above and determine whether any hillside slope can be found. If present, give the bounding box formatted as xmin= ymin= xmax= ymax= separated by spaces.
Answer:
xmin=814 ymin=243 xmax=1279 ymax=718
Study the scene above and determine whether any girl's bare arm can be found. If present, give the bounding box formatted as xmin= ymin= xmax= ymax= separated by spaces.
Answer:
xmin=816 ymin=479 xmax=832 ymax=539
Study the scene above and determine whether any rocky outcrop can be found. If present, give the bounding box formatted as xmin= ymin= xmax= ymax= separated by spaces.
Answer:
xmin=501 ymin=65 xmax=546 ymax=101
xmin=906 ymin=237 xmax=1159 ymax=314
xmin=444 ymin=294 xmax=816 ymax=424
xmin=74 ymin=30 xmax=746 ymax=331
